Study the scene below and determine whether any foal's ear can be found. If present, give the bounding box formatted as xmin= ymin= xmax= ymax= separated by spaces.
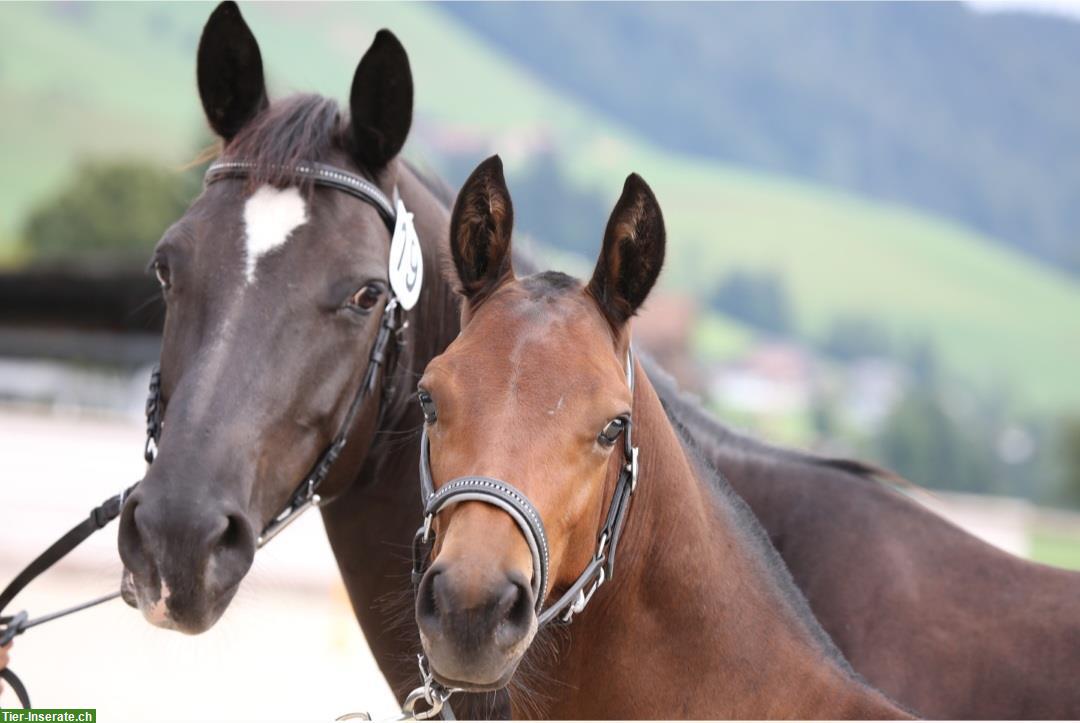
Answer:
xmin=449 ymin=155 xmax=515 ymax=304
xmin=197 ymin=1 xmax=268 ymax=142
xmin=349 ymin=30 xmax=413 ymax=171
xmin=588 ymin=174 xmax=666 ymax=329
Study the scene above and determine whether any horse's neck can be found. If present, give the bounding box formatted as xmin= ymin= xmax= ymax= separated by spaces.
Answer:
xmin=319 ymin=160 xmax=462 ymax=700
xmin=526 ymin=367 xmax=906 ymax=720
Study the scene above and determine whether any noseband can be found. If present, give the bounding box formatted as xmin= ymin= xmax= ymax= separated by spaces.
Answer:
xmin=412 ymin=350 xmax=641 ymax=627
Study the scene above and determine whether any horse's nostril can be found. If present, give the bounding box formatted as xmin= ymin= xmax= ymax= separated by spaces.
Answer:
xmin=215 ymin=513 xmax=246 ymax=555
xmin=118 ymin=500 xmax=154 ymax=579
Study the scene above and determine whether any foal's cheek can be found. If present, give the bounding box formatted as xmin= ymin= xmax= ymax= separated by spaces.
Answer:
xmin=546 ymin=466 xmax=608 ymax=580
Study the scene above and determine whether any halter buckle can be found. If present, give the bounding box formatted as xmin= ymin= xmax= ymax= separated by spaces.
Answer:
xmin=421 ymin=513 xmax=434 ymax=544
xmin=628 ymin=445 xmax=640 ymax=493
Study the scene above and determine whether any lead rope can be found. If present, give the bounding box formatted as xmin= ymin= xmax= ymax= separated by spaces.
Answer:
xmin=0 ymin=370 xmax=157 ymax=710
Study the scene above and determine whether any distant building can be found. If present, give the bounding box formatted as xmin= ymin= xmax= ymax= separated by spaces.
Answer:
xmin=840 ymin=357 xmax=907 ymax=432
xmin=634 ymin=292 xmax=702 ymax=393
xmin=708 ymin=341 xmax=816 ymax=416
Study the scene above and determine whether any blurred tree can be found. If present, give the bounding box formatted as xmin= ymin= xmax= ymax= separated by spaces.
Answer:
xmin=1060 ymin=417 xmax=1080 ymax=507
xmin=821 ymin=315 xmax=892 ymax=360
xmin=21 ymin=159 xmax=201 ymax=267
xmin=512 ymin=153 xmax=609 ymax=259
xmin=875 ymin=384 xmax=997 ymax=495
xmin=809 ymin=391 xmax=837 ymax=441
xmin=709 ymin=269 xmax=793 ymax=335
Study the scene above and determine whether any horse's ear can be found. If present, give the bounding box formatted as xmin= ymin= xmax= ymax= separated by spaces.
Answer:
xmin=349 ymin=29 xmax=413 ymax=170
xmin=587 ymin=174 xmax=666 ymax=329
xmin=449 ymin=155 xmax=515 ymax=305
xmin=197 ymin=1 xmax=268 ymax=142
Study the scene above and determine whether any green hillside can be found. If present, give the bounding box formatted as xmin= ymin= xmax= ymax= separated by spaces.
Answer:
xmin=445 ymin=3 xmax=1080 ymax=277
xmin=1 ymin=2 xmax=1078 ymax=412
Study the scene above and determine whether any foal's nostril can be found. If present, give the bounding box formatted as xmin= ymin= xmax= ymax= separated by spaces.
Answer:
xmin=496 ymin=572 xmax=534 ymax=643
xmin=416 ymin=565 xmax=445 ymax=625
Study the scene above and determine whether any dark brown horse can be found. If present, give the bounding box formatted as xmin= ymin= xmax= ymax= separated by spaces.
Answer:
xmin=115 ymin=1 xmax=458 ymax=701
xmin=657 ymin=378 xmax=1080 ymax=719
xmin=413 ymin=157 xmax=910 ymax=719
xmin=117 ymin=2 xmax=1080 ymax=718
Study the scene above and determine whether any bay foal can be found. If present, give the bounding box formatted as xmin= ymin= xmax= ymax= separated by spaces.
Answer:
xmin=413 ymin=157 xmax=910 ymax=719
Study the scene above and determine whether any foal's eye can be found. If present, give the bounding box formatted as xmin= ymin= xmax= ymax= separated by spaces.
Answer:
xmin=417 ymin=389 xmax=437 ymax=424
xmin=348 ymin=284 xmax=383 ymax=311
xmin=598 ymin=417 xmax=627 ymax=446
xmin=153 ymin=261 xmax=171 ymax=290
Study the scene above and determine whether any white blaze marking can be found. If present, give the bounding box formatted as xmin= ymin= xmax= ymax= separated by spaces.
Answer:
xmin=242 ymin=185 xmax=308 ymax=283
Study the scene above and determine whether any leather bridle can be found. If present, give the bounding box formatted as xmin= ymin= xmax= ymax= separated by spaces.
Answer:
xmin=0 ymin=159 xmax=412 ymax=709
xmin=412 ymin=348 xmax=641 ymax=629
xmin=181 ymin=158 xmax=409 ymax=544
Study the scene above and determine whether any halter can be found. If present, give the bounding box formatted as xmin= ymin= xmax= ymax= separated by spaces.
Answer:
xmin=412 ymin=348 xmax=641 ymax=628
xmin=0 ymin=159 xmax=413 ymax=710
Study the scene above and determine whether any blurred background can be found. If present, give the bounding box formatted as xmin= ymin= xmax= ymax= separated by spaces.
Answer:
xmin=2 ymin=1 xmax=1080 ymax=717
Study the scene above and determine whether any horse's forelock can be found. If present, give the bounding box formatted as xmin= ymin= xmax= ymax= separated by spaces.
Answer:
xmin=224 ymin=94 xmax=348 ymax=189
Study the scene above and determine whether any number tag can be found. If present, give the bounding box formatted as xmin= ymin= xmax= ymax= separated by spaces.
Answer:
xmin=388 ymin=199 xmax=423 ymax=311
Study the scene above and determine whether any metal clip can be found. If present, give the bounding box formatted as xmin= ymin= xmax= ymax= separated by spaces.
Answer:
xmin=628 ymin=446 xmax=639 ymax=493
xmin=256 ymin=483 xmax=322 ymax=548
xmin=0 ymin=610 xmax=28 ymax=646
xmin=561 ymin=567 xmax=607 ymax=624
xmin=144 ymin=436 xmax=158 ymax=466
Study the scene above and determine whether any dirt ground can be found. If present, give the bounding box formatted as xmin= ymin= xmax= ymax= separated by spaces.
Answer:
xmin=0 ymin=407 xmax=397 ymax=720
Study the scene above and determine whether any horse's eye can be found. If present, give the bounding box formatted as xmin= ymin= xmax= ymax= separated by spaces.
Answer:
xmin=417 ymin=389 xmax=437 ymax=424
xmin=598 ymin=417 xmax=626 ymax=446
xmin=348 ymin=284 xmax=382 ymax=311
xmin=153 ymin=261 xmax=171 ymax=290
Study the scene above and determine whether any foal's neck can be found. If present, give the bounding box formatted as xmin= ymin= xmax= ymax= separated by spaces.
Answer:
xmin=522 ymin=366 xmax=907 ymax=720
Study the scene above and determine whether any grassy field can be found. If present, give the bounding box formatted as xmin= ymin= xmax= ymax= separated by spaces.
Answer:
xmin=2 ymin=2 xmax=1080 ymax=412
xmin=1030 ymin=530 xmax=1080 ymax=572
